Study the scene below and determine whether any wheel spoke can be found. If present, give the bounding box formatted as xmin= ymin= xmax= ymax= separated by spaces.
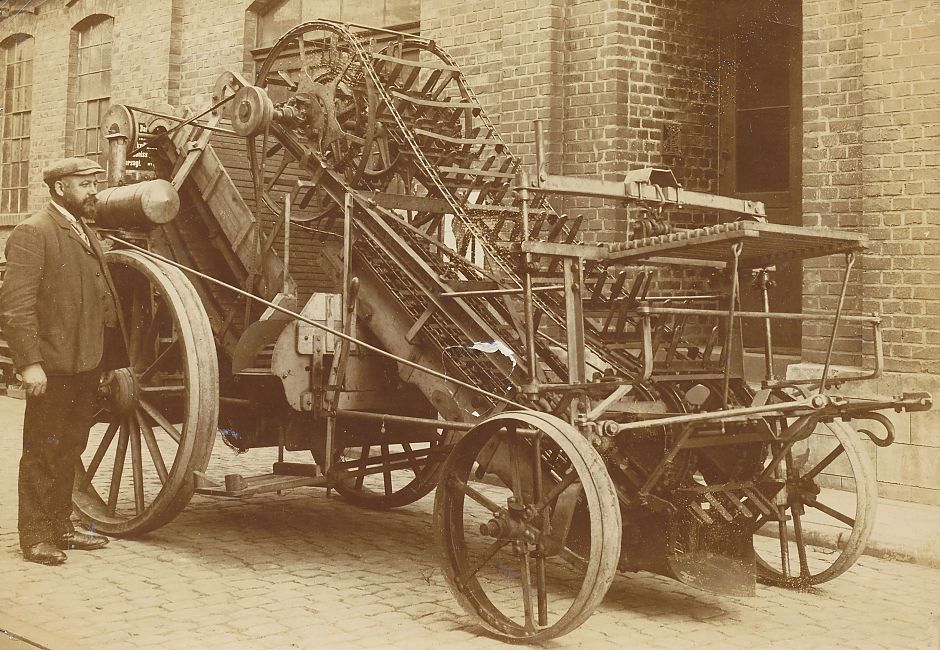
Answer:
xmin=264 ymin=153 xmax=293 ymax=194
xmin=129 ymin=414 xmax=145 ymax=515
xmin=139 ymin=385 xmax=185 ymax=395
xmin=507 ymin=428 xmax=527 ymax=504
xmin=139 ymin=338 xmax=180 ymax=383
xmin=785 ymin=452 xmax=811 ymax=578
xmin=137 ymin=411 xmax=169 ymax=484
xmin=533 ymin=471 xmax=579 ymax=517
xmin=80 ymin=419 xmax=120 ymax=490
xmin=355 ymin=446 xmax=370 ymax=490
xmin=139 ymin=398 xmax=182 ymax=444
xmin=381 ymin=443 xmax=392 ymax=496
xmin=790 ymin=506 xmax=811 ymax=578
xmin=806 ymin=498 xmax=856 ymax=528
xmin=140 ymin=297 xmax=160 ymax=359
xmin=127 ymin=283 xmax=146 ymax=365
xmin=776 ymin=511 xmax=792 ymax=579
xmin=535 ymin=554 xmax=548 ymax=627
xmin=802 ymin=444 xmax=844 ymax=482
xmin=107 ymin=418 xmax=131 ymax=516
xmin=451 ymin=475 xmax=503 ymax=515
xmin=401 ymin=441 xmax=422 ymax=474
xmin=531 ymin=432 xmax=549 ymax=627
xmin=518 ymin=542 xmax=536 ymax=634
xmin=457 ymin=538 xmax=509 ymax=586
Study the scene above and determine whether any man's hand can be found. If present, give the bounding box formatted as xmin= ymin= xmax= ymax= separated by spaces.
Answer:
xmin=20 ymin=363 xmax=47 ymax=398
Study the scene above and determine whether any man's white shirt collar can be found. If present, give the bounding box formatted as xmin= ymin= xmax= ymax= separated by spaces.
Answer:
xmin=51 ymin=200 xmax=90 ymax=246
xmin=51 ymin=200 xmax=79 ymax=224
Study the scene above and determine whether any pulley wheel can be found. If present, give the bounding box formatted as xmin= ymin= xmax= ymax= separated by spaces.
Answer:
xmin=100 ymin=105 xmax=138 ymax=156
xmin=231 ymin=85 xmax=275 ymax=137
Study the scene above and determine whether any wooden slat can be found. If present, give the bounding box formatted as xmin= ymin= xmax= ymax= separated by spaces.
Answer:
xmin=412 ymin=127 xmax=495 ymax=146
xmin=390 ymin=89 xmax=477 ymax=110
xmin=372 ymin=51 xmax=460 ymax=72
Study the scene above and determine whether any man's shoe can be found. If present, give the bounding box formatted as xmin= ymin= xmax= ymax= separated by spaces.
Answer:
xmin=23 ymin=542 xmax=67 ymax=565
xmin=57 ymin=531 xmax=109 ymax=551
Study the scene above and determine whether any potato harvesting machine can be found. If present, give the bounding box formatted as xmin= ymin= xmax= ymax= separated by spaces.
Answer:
xmin=76 ymin=20 xmax=931 ymax=642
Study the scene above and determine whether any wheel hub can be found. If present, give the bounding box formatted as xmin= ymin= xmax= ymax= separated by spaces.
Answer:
xmin=101 ymin=367 xmax=140 ymax=416
xmin=480 ymin=498 xmax=535 ymax=542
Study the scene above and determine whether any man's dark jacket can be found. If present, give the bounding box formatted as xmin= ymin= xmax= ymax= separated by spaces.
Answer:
xmin=0 ymin=202 xmax=118 ymax=375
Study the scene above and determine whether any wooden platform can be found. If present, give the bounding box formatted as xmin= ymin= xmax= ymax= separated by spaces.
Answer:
xmin=606 ymin=221 xmax=867 ymax=268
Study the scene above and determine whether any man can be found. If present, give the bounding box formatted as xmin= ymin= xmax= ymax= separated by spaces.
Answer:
xmin=0 ymin=157 xmax=118 ymax=565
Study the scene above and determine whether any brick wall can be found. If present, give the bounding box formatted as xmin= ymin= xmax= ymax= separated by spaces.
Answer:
xmin=423 ymin=0 xmax=721 ymax=244
xmin=177 ymin=0 xmax=251 ymax=109
xmin=800 ymin=0 xmax=940 ymax=505
xmin=803 ymin=0 xmax=940 ymax=373
xmin=0 ymin=0 xmax=252 ymax=230
xmin=0 ymin=0 xmax=179 ymax=219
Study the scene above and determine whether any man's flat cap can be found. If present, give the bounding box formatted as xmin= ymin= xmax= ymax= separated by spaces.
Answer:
xmin=42 ymin=157 xmax=105 ymax=184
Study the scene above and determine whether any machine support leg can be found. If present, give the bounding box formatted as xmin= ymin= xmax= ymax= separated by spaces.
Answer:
xmin=818 ymin=252 xmax=856 ymax=394
xmin=757 ymin=269 xmax=777 ymax=383
xmin=515 ymin=169 xmax=539 ymax=391
xmin=563 ymin=257 xmax=586 ymax=422
xmin=722 ymin=242 xmax=743 ymax=408
xmin=283 ymin=191 xmax=291 ymax=295
xmin=773 ymin=458 xmax=791 ymax=579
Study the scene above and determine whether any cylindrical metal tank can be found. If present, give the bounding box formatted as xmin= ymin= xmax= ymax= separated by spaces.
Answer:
xmin=94 ymin=179 xmax=180 ymax=229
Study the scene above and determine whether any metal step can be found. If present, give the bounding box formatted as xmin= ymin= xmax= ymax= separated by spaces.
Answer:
xmin=193 ymin=468 xmax=327 ymax=497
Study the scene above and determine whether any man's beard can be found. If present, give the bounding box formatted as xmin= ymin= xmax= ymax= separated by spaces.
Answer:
xmin=62 ymin=195 xmax=97 ymax=219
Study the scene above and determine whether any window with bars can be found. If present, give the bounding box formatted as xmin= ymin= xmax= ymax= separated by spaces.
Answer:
xmin=1 ymin=34 xmax=33 ymax=215
xmin=70 ymin=16 xmax=113 ymax=167
xmin=256 ymin=0 xmax=419 ymax=48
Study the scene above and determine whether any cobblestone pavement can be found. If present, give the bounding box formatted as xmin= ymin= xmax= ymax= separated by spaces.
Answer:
xmin=1 ymin=396 xmax=939 ymax=650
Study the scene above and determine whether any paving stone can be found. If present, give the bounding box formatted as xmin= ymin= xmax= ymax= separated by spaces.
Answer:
xmin=1 ymin=395 xmax=940 ymax=649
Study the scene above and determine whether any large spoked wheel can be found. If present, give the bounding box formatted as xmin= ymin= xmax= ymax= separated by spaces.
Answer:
xmin=435 ymin=411 xmax=621 ymax=642
xmin=754 ymin=417 xmax=876 ymax=588
xmin=248 ymin=21 xmax=388 ymax=222
xmin=73 ymin=250 xmax=219 ymax=536
xmin=332 ymin=427 xmax=457 ymax=509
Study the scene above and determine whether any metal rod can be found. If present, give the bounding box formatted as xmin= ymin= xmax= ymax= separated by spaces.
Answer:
xmin=335 ymin=409 xmax=476 ymax=431
xmin=818 ymin=252 xmax=856 ymax=394
xmin=438 ymin=284 xmax=563 ymax=298
xmin=722 ymin=242 xmax=742 ymax=407
xmin=758 ymin=270 xmax=777 ymax=382
xmin=634 ymin=306 xmax=880 ymax=324
xmin=107 ymin=235 xmax=526 ymax=409
xmin=283 ymin=192 xmax=291 ymax=295
xmin=534 ymin=120 xmax=546 ymax=183
xmin=514 ymin=168 xmax=539 ymax=389
xmin=612 ymin=395 xmax=824 ymax=433
xmin=523 ymin=178 xmax=766 ymax=218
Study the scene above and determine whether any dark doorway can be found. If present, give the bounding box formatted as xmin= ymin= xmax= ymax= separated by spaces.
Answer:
xmin=719 ymin=0 xmax=802 ymax=350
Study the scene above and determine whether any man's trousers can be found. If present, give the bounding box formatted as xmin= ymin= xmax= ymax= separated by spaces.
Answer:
xmin=19 ymin=369 xmax=101 ymax=550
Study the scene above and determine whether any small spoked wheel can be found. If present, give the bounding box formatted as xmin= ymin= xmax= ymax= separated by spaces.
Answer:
xmin=332 ymin=427 xmax=455 ymax=509
xmin=73 ymin=250 xmax=219 ymax=536
xmin=435 ymin=411 xmax=621 ymax=642
xmin=754 ymin=418 xmax=876 ymax=588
